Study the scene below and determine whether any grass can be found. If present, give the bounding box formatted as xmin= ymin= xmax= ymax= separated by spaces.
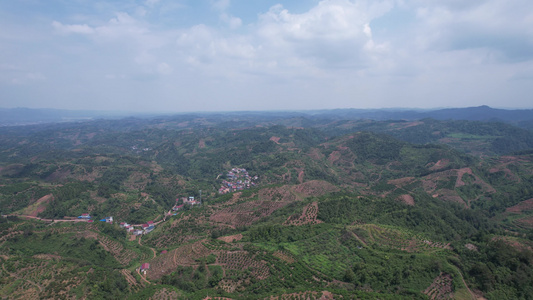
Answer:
xmin=454 ymin=288 xmax=475 ymax=300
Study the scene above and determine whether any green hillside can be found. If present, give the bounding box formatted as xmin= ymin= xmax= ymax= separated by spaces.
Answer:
xmin=1 ymin=114 xmax=533 ymax=299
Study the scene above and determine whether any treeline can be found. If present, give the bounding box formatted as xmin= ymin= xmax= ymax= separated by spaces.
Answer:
xmin=317 ymin=194 xmax=495 ymax=242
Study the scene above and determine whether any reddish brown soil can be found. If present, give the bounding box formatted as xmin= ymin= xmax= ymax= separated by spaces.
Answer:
xmin=389 ymin=121 xmax=424 ymax=130
xmin=431 ymin=189 xmax=467 ymax=206
xmin=506 ymin=198 xmax=533 ymax=213
xmin=515 ymin=216 xmax=533 ymax=229
xmin=83 ymin=231 xmax=138 ymax=266
xmin=267 ymin=291 xmax=337 ymax=300
xmin=297 ymin=170 xmax=305 ymax=184
xmin=272 ymin=251 xmax=295 ymax=264
xmin=397 ymin=194 xmax=415 ymax=206
xmin=217 ymin=251 xmax=270 ymax=280
xmin=455 ymin=168 xmax=473 ymax=187
xmin=212 ymin=182 xmax=336 ymax=227
xmin=217 ymin=234 xmax=243 ymax=243
xmin=421 ymin=167 xmax=495 ymax=206
xmin=22 ymin=194 xmax=53 ymax=217
xmin=269 ymin=136 xmax=281 ymax=144
xmin=423 ymin=272 xmax=453 ymax=300
xmin=32 ymin=254 xmax=62 ymax=260
xmin=45 ymin=168 xmax=73 ymax=182
xmin=429 ymin=159 xmax=450 ymax=171
xmin=293 ymin=180 xmax=339 ymax=197
xmin=147 ymin=241 xmax=212 ymax=280
xmin=150 ymin=288 xmax=180 ymax=300
xmin=284 ymin=202 xmax=323 ymax=226
xmin=198 ymin=139 xmax=206 ymax=148
xmin=210 ymin=200 xmax=288 ymax=227
xmin=307 ymin=148 xmax=325 ymax=160
xmin=492 ymin=236 xmax=533 ymax=252
xmin=328 ymin=151 xmax=341 ymax=164
xmin=455 ymin=168 xmax=495 ymax=192
xmin=465 ymin=243 xmax=478 ymax=251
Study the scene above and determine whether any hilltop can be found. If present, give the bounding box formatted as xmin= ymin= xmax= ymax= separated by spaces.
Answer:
xmin=1 ymin=111 xmax=533 ymax=299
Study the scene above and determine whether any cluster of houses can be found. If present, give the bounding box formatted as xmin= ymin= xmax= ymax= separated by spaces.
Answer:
xmin=119 ymin=221 xmax=155 ymax=235
xmin=99 ymin=216 xmax=113 ymax=224
xmin=172 ymin=196 xmax=201 ymax=211
xmin=78 ymin=213 xmax=92 ymax=221
xmin=218 ymin=168 xmax=258 ymax=194
xmin=78 ymin=214 xmax=116 ymax=224
xmin=130 ymin=145 xmax=152 ymax=153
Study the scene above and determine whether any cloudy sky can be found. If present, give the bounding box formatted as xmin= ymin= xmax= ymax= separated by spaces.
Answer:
xmin=1 ymin=0 xmax=532 ymax=112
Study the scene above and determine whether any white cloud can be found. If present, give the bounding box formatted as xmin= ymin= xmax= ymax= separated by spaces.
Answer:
xmin=220 ymin=13 xmax=242 ymax=29
xmin=3 ymin=0 xmax=533 ymax=111
xmin=410 ymin=0 xmax=533 ymax=61
xmin=255 ymin=1 xmax=392 ymax=70
xmin=52 ymin=21 xmax=95 ymax=35
xmin=145 ymin=0 xmax=160 ymax=7
xmin=212 ymin=0 xmax=230 ymax=11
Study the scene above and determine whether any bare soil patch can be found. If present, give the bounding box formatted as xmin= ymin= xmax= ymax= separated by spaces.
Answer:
xmin=506 ymin=198 xmax=533 ymax=213
xmin=327 ymin=151 xmax=341 ymax=164
xmin=397 ymin=194 xmax=415 ymax=206
xmin=217 ymin=251 xmax=270 ymax=280
xmin=150 ymin=288 xmax=179 ymax=300
xmin=21 ymin=194 xmax=53 ymax=217
xmin=211 ymin=200 xmax=288 ymax=227
xmin=388 ymin=177 xmax=415 ymax=187
xmin=307 ymin=148 xmax=325 ymax=160
xmin=465 ymin=243 xmax=478 ymax=251
xmin=429 ymin=159 xmax=450 ymax=171
xmin=389 ymin=121 xmax=424 ymax=130
xmin=455 ymin=168 xmax=495 ymax=192
xmin=423 ymin=272 xmax=453 ymax=300
xmin=198 ymin=139 xmax=206 ymax=148
xmin=217 ymin=234 xmax=243 ymax=243
xmin=45 ymin=168 xmax=73 ymax=182
xmin=515 ymin=216 xmax=533 ymax=229
xmin=269 ymin=136 xmax=281 ymax=144
xmin=455 ymin=168 xmax=473 ymax=187
xmin=293 ymin=180 xmax=339 ymax=197
xmin=492 ymin=236 xmax=533 ymax=252
xmin=431 ymin=189 xmax=467 ymax=206
xmin=272 ymin=251 xmax=295 ymax=264
xmin=297 ymin=170 xmax=305 ymax=184
xmin=284 ymin=202 xmax=323 ymax=226
xmin=147 ymin=241 xmax=211 ymax=280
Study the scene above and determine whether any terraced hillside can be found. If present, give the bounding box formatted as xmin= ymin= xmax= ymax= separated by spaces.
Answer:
xmin=1 ymin=113 xmax=533 ymax=299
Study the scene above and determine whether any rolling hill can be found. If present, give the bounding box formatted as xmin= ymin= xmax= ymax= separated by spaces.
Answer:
xmin=1 ymin=112 xmax=533 ymax=299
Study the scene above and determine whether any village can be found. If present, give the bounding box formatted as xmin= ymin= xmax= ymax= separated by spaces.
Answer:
xmin=218 ymin=167 xmax=258 ymax=194
xmin=69 ymin=169 xmax=254 ymax=278
xmin=76 ymin=194 xmax=202 ymax=237
xmin=74 ymin=194 xmax=204 ymax=277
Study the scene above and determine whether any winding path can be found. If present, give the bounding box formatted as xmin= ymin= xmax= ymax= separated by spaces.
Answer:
xmin=138 ymin=236 xmax=157 ymax=259
xmin=452 ymin=265 xmax=477 ymax=300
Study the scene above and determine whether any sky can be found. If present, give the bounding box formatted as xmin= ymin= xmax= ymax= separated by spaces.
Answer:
xmin=1 ymin=0 xmax=533 ymax=112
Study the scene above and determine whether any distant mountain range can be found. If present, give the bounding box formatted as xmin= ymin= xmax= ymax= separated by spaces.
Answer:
xmin=2 ymin=106 xmax=533 ymax=128
xmin=308 ymin=105 xmax=533 ymax=124
xmin=0 ymin=107 xmax=132 ymax=126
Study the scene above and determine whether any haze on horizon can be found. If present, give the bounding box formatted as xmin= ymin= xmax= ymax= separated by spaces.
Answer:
xmin=1 ymin=0 xmax=533 ymax=113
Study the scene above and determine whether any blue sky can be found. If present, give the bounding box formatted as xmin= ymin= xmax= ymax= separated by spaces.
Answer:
xmin=1 ymin=0 xmax=532 ymax=112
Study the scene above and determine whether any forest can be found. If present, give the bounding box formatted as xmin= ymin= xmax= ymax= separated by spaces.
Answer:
xmin=1 ymin=111 xmax=533 ymax=299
